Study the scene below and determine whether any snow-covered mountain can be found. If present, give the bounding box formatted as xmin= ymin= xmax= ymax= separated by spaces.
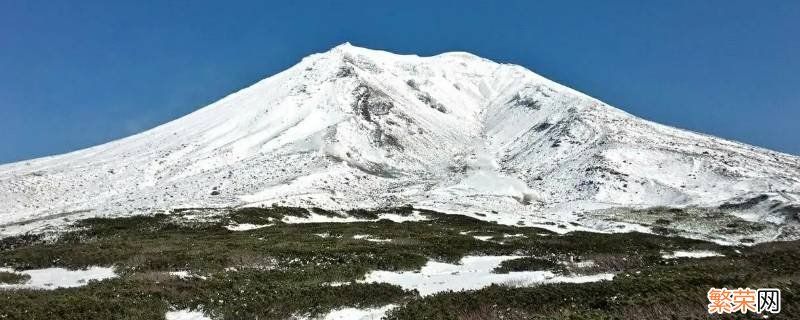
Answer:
xmin=2 ymin=43 xmax=799 ymax=241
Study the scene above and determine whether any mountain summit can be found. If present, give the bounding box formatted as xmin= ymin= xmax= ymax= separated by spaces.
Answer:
xmin=2 ymin=44 xmax=799 ymax=241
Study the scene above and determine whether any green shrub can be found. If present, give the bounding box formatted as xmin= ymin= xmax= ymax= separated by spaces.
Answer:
xmin=0 ymin=271 xmax=29 ymax=284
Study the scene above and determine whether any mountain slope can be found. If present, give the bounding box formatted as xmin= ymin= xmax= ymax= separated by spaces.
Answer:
xmin=2 ymin=43 xmax=799 ymax=241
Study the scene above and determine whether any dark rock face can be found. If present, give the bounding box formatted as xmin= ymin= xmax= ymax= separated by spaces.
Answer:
xmin=406 ymin=79 xmax=447 ymax=113
xmin=336 ymin=65 xmax=355 ymax=78
xmin=778 ymin=205 xmax=800 ymax=222
xmin=417 ymin=92 xmax=448 ymax=113
xmin=353 ymin=84 xmax=393 ymax=123
xmin=719 ymin=194 xmax=769 ymax=210
xmin=534 ymin=122 xmax=551 ymax=132
xmin=351 ymin=83 xmax=405 ymax=152
xmin=508 ymin=93 xmax=541 ymax=110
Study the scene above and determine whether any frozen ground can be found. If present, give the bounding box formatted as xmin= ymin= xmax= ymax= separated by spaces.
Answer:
xmin=0 ymin=44 xmax=798 ymax=243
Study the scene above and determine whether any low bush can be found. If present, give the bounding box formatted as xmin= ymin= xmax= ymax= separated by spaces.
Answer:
xmin=0 ymin=271 xmax=29 ymax=284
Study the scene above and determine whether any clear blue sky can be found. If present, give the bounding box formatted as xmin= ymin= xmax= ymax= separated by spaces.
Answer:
xmin=1 ymin=0 xmax=798 ymax=164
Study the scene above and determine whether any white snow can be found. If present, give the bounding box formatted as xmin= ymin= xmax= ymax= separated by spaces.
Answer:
xmin=352 ymin=234 xmax=391 ymax=242
xmin=282 ymin=211 xmax=429 ymax=225
xmin=312 ymin=304 xmax=397 ymax=320
xmin=169 ymin=271 xmax=191 ymax=278
xmin=224 ymin=223 xmax=272 ymax=231
xmin=1 ymin=43 xmax=798 ymax=243
xmin=322 ymin=281 xmax=348 ymax=287
xmin=361 ymin=255 xmax=614 ymax=296
xmin=169 ymin=271 xmax=207 ymax=280
xmin=661 ymin=250 xmax=723 ymax=259
xmin=501 ymin=272 xmax=616 ymax=288
xmin=283 ymin=213 xmax=364 ymax=224
xmin=0 ymin=266 xmax=117 ymax=290
xmin=458 ymin=231 xmax=495 ymax=241
xmin=165 ymin=309 xmax=211 ymax=320
xmin=375 ymin=213 xmax=431 ymax=223
xmin=571 ymin=260 xmax=596 ymax=268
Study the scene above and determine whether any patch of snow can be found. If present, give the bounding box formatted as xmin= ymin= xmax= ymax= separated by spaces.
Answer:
xmin=322 ymin=281 xmax=348 ymax=287
xmin=502 ymin=273 xmax=616 ymax=287
xmin=361 ymin=256 xmax=614 ymax=296
xmin=572 ymin=260 xmax=596 ymax=268
xmin=377 ymin=212 xmax=431 ymax=223
xmin=459 ymin=231 xmax=499 ymax=242
xmin=283 ymin=212 xmax=365 ymax=224
xmin=0 ymin=266 xmax=117 ymax=290
xmin=224 ymin=223 xmax=272 ymax=231
xmin=169 ymin=271 xmax=190 ymax=278
xmin=165 ymin=309 xmax=211 ymax=320
xmin=169 ymin=271 xmax=207 ymax=280
xmin=316 ymin=304 xmax=396 ymax=320
xmin=352 ymin=234 xmax=391 ymax=242
xmin=283 ymin=211 xmax=429 ymax=224
xmin=661 ymin=250 xmax=723 ymax=259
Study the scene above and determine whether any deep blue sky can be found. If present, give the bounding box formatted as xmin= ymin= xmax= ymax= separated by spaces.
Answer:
xmin=1 ymin=1 xmax=798 ymax=164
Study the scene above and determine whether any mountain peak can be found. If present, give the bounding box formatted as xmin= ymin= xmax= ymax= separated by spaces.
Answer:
xmin=323 ymin=43 xmax=490 ymax=66
xmin=328 ymin=42 xmax=388 ymax=57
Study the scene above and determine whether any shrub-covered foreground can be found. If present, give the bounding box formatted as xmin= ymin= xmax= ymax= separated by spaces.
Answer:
xmin=0 ymin=206 xmax=796 ymax=319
